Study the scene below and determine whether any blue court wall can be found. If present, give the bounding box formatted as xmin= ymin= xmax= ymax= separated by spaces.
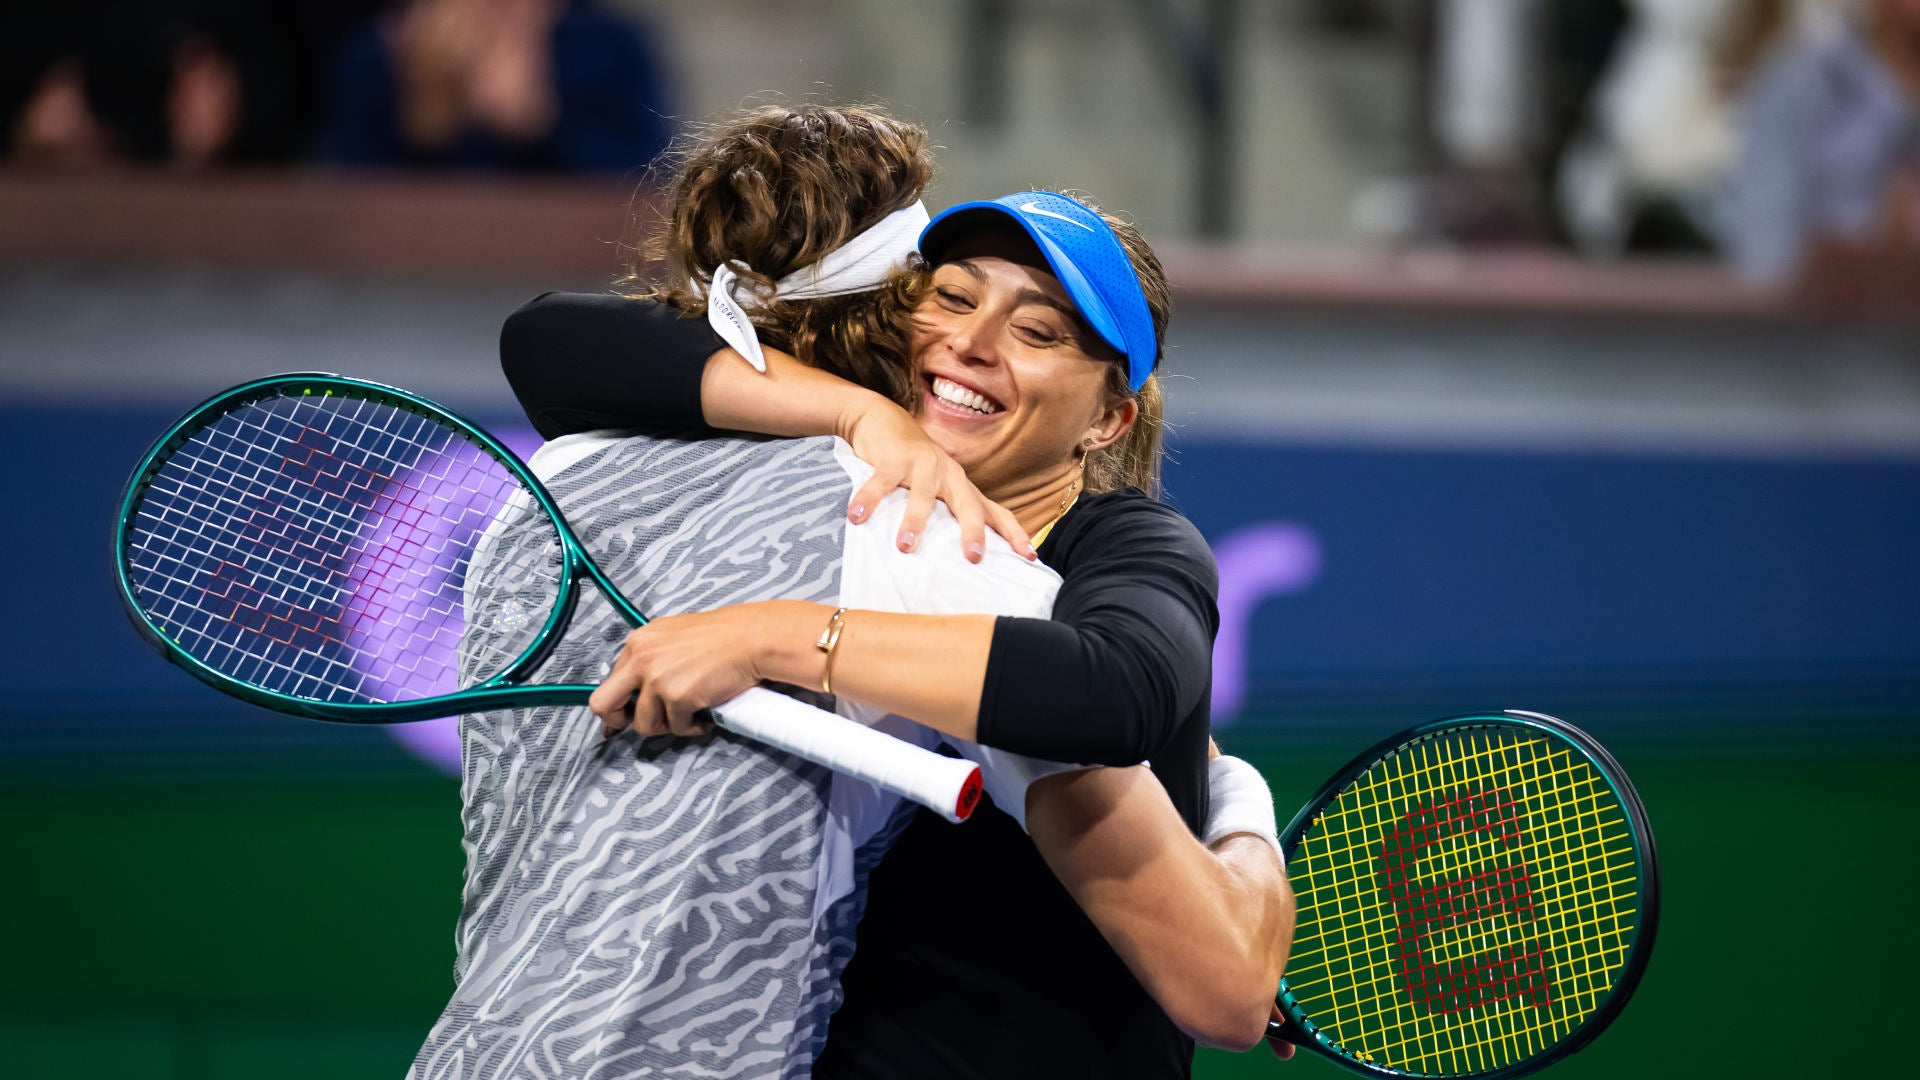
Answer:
xmin=1162 ymin=438 xmax=1920 ymax=732
xmin=5 ymin=403 xmax=1917 ymax=778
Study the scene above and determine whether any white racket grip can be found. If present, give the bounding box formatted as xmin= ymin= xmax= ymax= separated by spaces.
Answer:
xmin=710 ymin=686 xmax=984 ymax=823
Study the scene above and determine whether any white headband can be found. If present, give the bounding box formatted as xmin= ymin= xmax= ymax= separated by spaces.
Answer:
xmin=703 ymin=201 xmax=931 ymax=372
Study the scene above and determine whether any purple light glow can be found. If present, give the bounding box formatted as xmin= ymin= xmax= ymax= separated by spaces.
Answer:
xmin=385 ymin=424 xmax=543 ymax=776
xmin=1210 ymin=521 xmax=1322 ymax=725
xmin=392 ymin=716 xmax=463 ymax=774
xmin=340 ymin=460 xmax=478 ymax=702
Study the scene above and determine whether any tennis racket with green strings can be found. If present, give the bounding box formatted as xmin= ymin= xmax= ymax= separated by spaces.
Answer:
xmin=1266 ymin=710 xmax=1657 ymax=1078
xmin=113 ymin=373 xmax=984 ymax=821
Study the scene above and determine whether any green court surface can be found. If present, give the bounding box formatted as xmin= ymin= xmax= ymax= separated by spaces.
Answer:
xmin=2 ymin=742 xmax=1912 ymax=1079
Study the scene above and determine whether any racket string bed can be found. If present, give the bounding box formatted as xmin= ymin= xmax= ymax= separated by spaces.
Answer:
xmin=123 ymin=390 xmax=561 ymax=706
xmin=1301 ymin=737 xmax=1634 ymax=1071
xmin=1282 ymin=723 xmax=1643 ymax=1076
xmin=117 ymin=374 xmax=987 ymax=823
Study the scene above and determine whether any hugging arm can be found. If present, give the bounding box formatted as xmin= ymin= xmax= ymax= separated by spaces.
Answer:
xmin=1026 ymin=764 xmax=1294 ymax=1050
xmin=516 ymin=292 xmax=1216 ymax=766
xmin=501 ymin=291 xmax=1029 ymax=557
xmin=502 ymin=291 xmax=909 ymax=443
xmin=602 ymin=538 xmax=1214 ymax=766
xmin=737 ymin=500 xmax=1215 ymax=764
xmin=592 ymin=413 xmax=1215 ymax=764
xmin=501 ymin=292 xmax=724 ymax=439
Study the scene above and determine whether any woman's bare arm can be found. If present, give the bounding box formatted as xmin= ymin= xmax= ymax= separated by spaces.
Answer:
xmin=591 ymin=601 xmax=997 ymax=741
xmin=501 ymin=291 xmax=1028 ymax=558
xmin=587 ymin=608 xmax=1292 ymax=1049
xmin=586 ymin=603 xmax=1290 ymax=1047
xmin=1026 ymin=765 xmax=1294 ymax=1051
xmin=697 ymin=343 xmax=884 ymax=438
xmin=751 ymin=603 xmax=995 ymax=740
xmin=596 ymin=500 xmax=1216 ymax=767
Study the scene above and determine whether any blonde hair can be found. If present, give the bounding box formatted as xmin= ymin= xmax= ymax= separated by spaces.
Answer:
xmin=616 ymin=103 xmax=935 ymax=409
xmin=1068 ymin=195 xmax=1170 ymax=498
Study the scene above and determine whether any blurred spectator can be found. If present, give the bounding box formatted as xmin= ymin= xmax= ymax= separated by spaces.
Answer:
xmin=1380 ymin=0 xmax=1888 ymax=263
xmin=1432 ymin=0 xmax=1541 ymax=173
xmin=323 ymin=0 xmax=673 ymax=174
xmin=1721 ymin=0 xmax=1920 ymax=281
xmin=1373 ymin=0 xmax=1627 ymax=247
xmin=1557 ymin=0 xmax=1742 ymax=257
xmin=2 ymin=1 xmax=378 ymax=169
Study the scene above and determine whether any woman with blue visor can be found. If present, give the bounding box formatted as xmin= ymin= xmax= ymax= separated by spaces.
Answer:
xmin=502 ymin=106 xmax=1292 ymax=1077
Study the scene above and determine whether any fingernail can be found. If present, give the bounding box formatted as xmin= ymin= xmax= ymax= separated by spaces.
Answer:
xmin=898 ymin=531 xmax=916 ymax=552
xmin=849 ymin=503 xmax=866 ymax=521
xmin=965 ymin=541 xmax=983 ymax=562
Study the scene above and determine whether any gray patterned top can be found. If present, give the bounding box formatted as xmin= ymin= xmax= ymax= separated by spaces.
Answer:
xmin=410 ymin=432 xmax=1067 ymax=1079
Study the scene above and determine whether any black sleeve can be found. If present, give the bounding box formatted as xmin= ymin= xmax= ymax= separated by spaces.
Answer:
xmin=501 ymin=291 xmax=727 ymax=440
xmin=975 ymin=498 xmax=1219 ymax=766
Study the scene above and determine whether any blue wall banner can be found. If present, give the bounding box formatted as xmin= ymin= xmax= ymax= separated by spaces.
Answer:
xmin=8 ymin=405 xmax=1916 ymax=779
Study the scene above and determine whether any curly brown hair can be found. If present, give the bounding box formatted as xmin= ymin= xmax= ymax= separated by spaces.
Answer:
xmin=616 ymin=103 xmax=935 ymax=409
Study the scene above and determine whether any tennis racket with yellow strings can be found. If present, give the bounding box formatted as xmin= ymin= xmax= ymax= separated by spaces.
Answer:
xmin=1266 ymin=710 xmax=1657 ymax=1078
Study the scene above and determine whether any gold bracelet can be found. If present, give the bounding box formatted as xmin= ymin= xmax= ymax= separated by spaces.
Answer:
xmin=814 ymin=606 xmax=848 ymax=695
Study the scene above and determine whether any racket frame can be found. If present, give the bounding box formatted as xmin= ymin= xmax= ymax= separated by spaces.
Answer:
xmin=114 ymin=372 xmax=644 ymax=723
xmin=1271 ymin=709 xmax=1660 ymax=1080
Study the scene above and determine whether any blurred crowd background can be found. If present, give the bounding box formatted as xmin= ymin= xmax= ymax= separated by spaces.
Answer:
xmin=6 ymin=0 xmax=1920 ymax=280
xmin=1 ymin=2 xmax=1916 ymax=1079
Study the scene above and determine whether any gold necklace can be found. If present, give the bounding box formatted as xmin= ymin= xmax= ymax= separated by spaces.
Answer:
xmin=1029 ymin=475 xmax=1081 ymax=550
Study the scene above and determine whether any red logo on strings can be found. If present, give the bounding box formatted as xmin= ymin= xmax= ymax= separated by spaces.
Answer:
xmin=1376 ymin=787 xmax=1554 ymax=1015
xmin=198 ymin=423 xmax=404 ymax=651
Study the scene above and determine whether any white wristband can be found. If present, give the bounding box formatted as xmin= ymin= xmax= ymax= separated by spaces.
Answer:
xmin=1203 ymin=755 xmax=1286 ymax=871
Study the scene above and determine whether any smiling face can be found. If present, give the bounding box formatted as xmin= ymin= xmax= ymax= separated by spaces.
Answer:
xmin=909 ymin=228 xmax=1137 ymax=499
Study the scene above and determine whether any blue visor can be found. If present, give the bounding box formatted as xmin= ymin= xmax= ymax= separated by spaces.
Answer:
xmin=919 ymin=192 xmax=1158 ymax=391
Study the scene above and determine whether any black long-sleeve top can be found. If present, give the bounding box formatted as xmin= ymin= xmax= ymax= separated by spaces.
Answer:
xmin=503 ymin=291 xmax=1218 ymax=773
xmin=501 ymin=291 xmax=1219 ymax=1078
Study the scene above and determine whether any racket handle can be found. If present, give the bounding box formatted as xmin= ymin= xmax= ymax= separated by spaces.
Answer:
xmin=710 ymin=687 xmax=984 ymax=823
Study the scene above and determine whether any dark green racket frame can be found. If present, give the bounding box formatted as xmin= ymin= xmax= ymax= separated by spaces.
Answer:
xmin=1268 ymin=709 xmax=1660 ymax=1079
xmin=113 ymin=372 xmax=649 ymax=724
